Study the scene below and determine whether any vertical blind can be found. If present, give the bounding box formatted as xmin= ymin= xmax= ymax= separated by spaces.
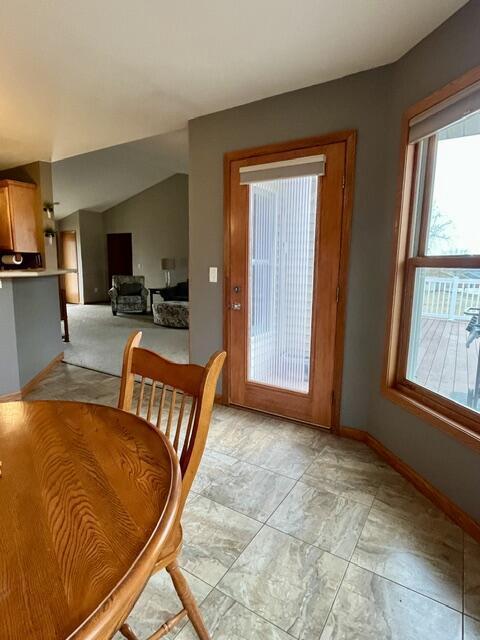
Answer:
xmin=248 ymin=175 xmax=318 ymax=393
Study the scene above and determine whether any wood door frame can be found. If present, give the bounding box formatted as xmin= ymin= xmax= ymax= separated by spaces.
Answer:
xmin=59 ymin=230 xmax=80 ymax=304
xmin=223 ymin=130 xmax=356 ymax=433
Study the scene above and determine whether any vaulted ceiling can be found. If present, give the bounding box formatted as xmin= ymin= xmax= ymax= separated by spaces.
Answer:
xmin=52 ymin=128 xmax=188 ymax=218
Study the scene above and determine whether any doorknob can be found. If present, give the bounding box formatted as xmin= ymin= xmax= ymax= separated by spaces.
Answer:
xmin=231 ymin=302 xmax=242 ymax=310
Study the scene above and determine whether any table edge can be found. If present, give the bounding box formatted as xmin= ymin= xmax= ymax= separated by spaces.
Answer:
xmin=1 ymin=400 xmax=182 ymax=640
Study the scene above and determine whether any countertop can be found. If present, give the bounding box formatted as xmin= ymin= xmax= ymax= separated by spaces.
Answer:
xmin=0 ymin=269 xmax=67 ymax=278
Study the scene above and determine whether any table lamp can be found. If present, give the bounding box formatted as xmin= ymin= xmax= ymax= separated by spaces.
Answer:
xmin=161 ymin=258 xmax=175 ymax=287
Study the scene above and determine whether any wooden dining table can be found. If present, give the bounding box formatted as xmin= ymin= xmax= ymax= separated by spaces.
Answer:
xmin=0 ymin=400 xmax=181 ymax=640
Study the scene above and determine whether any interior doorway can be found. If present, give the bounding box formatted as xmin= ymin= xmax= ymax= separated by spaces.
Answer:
xmin=107 ymin=232 xmax=133 ymax=286
xmin=224 ymin=132 xmax=355 ymax=429
xmin=59 ymin=230 xmax=80 ymax=304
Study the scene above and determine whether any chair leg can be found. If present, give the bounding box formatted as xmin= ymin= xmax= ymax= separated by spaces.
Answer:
xmin=119 ymin=622 xmax=140 ymax=640
xmin=166 ymin=561 xmax=211 ymax=640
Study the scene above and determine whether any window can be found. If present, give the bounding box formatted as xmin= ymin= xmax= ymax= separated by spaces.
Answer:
xmin=386 ymin=72 xmax=480 ymax=442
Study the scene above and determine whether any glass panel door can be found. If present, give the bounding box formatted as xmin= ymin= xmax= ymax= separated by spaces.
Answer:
xmin=227 ymin=139 xmax=348 ymax=427
xmin=248 ymin=176 xmax=318 ymax=393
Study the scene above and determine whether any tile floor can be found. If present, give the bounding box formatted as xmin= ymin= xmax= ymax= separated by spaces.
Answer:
xmin=25 ymin=362 xmax=480 ymax=640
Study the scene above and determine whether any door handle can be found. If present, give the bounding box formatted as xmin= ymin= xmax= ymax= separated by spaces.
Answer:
xmin=231 ymin=302 xmax=242 ymax=310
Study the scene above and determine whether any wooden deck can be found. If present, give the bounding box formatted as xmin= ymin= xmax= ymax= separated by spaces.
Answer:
xmin=413 ymin=317 xmax=480 ymax=408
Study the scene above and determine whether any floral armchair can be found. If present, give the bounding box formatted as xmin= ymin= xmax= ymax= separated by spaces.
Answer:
xmin=108 ymin=275 xmax=148 ymax=315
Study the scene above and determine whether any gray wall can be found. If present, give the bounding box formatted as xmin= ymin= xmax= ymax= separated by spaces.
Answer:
xmin=0 ymin=160 xmax=61 ymax=396
xmin=367 ymin=0 xmax=480 ymax=521
xmin=58 ymin=174 xmax=189 ymax=301
xmin=188 ymin=0 xmax=480 ymax=521
xmin=189 ymin=66 xmax=391 ymax=428
xmin=104 ymin=173 xmax=189 ymax=290
xmin=52 ymin=128 xmax=188 ymax=218
xmin=59 ymin=210 xmax=107 ymax=302
xmin=79 ymin=211 xmax=107 ymax=302
xmin=0 ymin=277 xmax=62 ymax=394
xmin=12 ymin=277 xmax=63 ymax=387
xmin=0 ymin=280 xmax=20 ymax=395
xmin=37 ymin=162 xmax=58 ymax=270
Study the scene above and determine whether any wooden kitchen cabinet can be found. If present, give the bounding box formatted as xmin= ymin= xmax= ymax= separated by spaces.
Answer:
xmin=0 ymin=179 xmax=38 ymax=253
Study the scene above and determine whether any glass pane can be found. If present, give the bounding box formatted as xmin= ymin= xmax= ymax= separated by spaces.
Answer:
xmin=426 ymin=111 xmax=480 ymax=256
xmin=248 ymin=176 xmax=318 ymax=393
xmin=406 ymin=267 xmax=480 ymax=413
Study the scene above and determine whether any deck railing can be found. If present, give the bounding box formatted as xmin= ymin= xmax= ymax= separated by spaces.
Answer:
xmin=423 ymin=277 xmax=480 ymax=319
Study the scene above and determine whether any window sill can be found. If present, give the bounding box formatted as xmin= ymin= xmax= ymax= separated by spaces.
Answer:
xmin=382 ymin=385 xmax=480 ymax=453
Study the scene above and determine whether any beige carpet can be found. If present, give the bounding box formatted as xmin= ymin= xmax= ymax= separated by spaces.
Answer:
xmin=63 ymin=303 xmax=189 ymax=376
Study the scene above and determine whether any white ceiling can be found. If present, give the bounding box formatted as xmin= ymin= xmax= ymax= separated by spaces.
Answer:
xmin=52 ymin=128 xmax=188 ymax=218
xmin=0 ymin=0 xmax=467 ymax=170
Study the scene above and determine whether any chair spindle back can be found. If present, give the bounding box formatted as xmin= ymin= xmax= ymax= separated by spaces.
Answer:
xmin=118 ymin=331 xmax=226 ymax=514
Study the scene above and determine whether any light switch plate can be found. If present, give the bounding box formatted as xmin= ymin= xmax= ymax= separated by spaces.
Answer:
xmin=209 ymin=267 xmax=218 ymax=283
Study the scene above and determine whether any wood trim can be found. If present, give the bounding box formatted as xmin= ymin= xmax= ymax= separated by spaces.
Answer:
xmin=339 ymin=425 xmax=480 ymax=544
xmin=399 ymin=379 xmax=480 ymax=429
xmin=382 ymin=64 xmax=480 ymax=449
xmin=21 ymin=352 xmax=64 ymax=397
xmin=0 ymin=179 xmax=36 ymax=190
xmin=404 ymin=66 xmax=480 ymax=122
xmin=0 ymin=185 xmax=14 ymax=251
xmin=214 ymin=393 xmax=227 ymax=405
xmin=331 ymin=131 xmax=356 ymax=432
xmin=409 ymin=255 xmax=480 ymax=268
xmin=224 ymin=130 xmax=356 ymax=163
xmin=223 ymin=129 xmax=356 ymax=433
xmin=385 ymin=385 xmax=480 ymax=451
xmin=0 ymin=353 xmax=64 ymax=402
xmin=222 ymin=153 xmax=232 ymax=403
xmin=216 ymin=395 xmax=332 ymax=432
xmin=0 ymin=390 xmax=22 ymax=402
xmin=417 ymin=136 xmax=437 ymax=257
xmin=395 ymin=260 xmax=416 ymax=382
xmin=382 ymin=124 xmax=415 ymax=391
xmin=229 ymin=399 xmax=334 ymax=431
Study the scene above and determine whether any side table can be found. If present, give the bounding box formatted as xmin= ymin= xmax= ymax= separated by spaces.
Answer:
xmin=149 ymin=287 xmax=164 ymax=312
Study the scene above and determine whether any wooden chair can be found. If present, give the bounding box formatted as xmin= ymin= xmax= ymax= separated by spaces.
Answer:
xmin=117 ymin=331 xmax=226 ymax=640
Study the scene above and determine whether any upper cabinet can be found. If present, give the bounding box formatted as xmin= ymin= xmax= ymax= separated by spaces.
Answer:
xmin=0 ymin=180 xmax=38 ymax=253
